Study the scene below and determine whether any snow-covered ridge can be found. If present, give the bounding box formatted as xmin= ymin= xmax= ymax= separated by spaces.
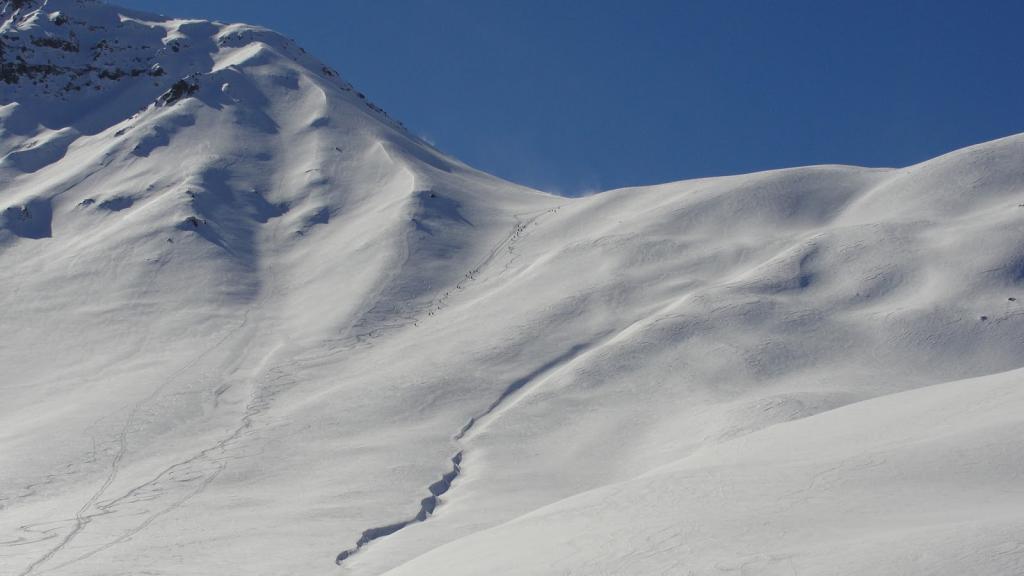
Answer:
xmin=0 ymin=0 xmax=399 ymax=134
xmin=2 ymin=1 xmax=1024 ymax=575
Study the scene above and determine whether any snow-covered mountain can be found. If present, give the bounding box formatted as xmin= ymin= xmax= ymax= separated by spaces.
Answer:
xmin=3 ymin=1 xmax=1024 ymax=575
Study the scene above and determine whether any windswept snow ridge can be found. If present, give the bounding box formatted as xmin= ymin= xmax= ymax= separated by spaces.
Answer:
xmin=3 ymin=2 xmax=1024 ymax=576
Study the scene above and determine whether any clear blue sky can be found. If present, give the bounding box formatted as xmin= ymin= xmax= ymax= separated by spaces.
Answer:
xmin=122 ymin=0 xmax=1024 ymax=195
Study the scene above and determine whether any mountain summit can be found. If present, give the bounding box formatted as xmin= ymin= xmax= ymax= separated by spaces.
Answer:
xmin=0 ymin=0 xmax=397 ymax=127
xmin=3 ymin=2 xmax=1024 ymax=576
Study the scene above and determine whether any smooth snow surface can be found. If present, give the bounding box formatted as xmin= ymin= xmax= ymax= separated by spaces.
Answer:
xmin=3 ymin=2 xmax=1024 ymax=575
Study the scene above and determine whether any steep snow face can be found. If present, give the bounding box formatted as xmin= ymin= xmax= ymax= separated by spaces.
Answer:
xmin=2 ymin=2 xmax=1024 ymax=576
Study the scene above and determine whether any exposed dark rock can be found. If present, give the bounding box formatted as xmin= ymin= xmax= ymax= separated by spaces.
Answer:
xmin=6 ymin=0 xmax=37 ymax=13
xmin=31 ymin=36 xmax=79 ymax=53
xmin=157 ymin=78 xmax=199 ymax=106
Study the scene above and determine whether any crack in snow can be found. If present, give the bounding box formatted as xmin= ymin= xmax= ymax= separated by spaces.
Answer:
xmin=334 ymin=339 xmax=600 ymax=567
xmin=332 ymin=206 xmax=587 ymax=568
xmin=335 ymin=452 xmax=463 ymax=565
xmin=332 ymin=210 xmax=568 ymax=567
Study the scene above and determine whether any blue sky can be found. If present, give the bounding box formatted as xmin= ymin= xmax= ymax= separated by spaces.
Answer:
xmin=123 ymin=0 xmax=1024 ymax=195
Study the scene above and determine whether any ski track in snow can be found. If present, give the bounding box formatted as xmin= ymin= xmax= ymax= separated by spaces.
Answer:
xmin=16 ymin=310 xmax=257 ymax=576
xmin=327 ymin=205 xmax=562 ymax=354
xmin=15 ymin=210 xmax=298 ymax=574
xmin=9 ymin=196 xmax=562 ymax=572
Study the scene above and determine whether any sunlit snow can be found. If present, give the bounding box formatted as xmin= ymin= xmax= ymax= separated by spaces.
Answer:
xmin=3 ymin=2 xmax=1024 ymax=575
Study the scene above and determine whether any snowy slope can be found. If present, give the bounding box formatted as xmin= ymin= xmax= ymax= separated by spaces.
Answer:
xmin=385 ymin=366 xmax=1024 ymax=576
xmin=2 ymin=2 xmax=1024 ymax=575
